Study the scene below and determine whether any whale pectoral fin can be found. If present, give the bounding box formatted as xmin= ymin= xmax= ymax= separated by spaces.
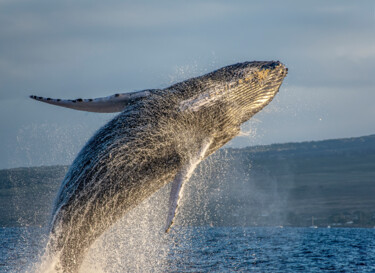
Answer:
xmin=165 ymin=172 xmax=186 ymax=233
xmin=29 ymin=90 xmax=152 ymax=113
xmin=165 ymin=138 xmax=213 ymax=233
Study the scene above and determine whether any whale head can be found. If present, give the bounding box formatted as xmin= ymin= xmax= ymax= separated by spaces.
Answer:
xmin=176 ymin=61 xmax=287 ymax=126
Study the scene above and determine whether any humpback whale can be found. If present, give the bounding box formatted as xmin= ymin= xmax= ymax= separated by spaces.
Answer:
xmin=31 ymin=61 xmax=287 ymax=272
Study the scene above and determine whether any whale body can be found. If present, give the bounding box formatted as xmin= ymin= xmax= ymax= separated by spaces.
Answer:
xmin=31 ymin=61 xmax=288 ymax=272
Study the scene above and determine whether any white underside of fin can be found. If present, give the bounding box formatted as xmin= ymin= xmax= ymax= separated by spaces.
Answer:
xmin=165 ymin=138 xmax=213 ymax=233
xmin=30 ymin=90 xmax=151 ymax=113
xmin=179 ymin=82 xmax=234 ymax=112
xmin=179 ymin=89 xmax=223 ymax=112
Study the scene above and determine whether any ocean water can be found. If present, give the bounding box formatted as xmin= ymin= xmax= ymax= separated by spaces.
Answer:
xmin=1 ymin=226 xmax=375 ymax=272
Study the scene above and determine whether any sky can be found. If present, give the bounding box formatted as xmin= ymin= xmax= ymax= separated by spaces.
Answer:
xmin=0 ymin=0 xmax=374 ymax=168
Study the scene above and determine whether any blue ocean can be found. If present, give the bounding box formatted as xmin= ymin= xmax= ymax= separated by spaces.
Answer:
xmin=2 ymin=226 xmax=375 ymax=272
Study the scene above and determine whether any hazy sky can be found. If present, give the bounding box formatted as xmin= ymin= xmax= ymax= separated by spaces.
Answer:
xmin=1 ymin=0 xmax=374 ymax=168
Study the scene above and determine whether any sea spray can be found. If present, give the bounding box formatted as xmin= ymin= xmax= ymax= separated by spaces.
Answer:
xmin=81 ymin=184 xmax=171 ymax=272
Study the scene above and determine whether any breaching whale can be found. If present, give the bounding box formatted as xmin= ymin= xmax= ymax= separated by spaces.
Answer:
xmin=31 ymin=61 xmax=287 ymax=272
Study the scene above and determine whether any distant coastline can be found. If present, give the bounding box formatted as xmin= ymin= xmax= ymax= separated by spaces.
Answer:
xmin=1 ymin=134 xmax=375 ymax=228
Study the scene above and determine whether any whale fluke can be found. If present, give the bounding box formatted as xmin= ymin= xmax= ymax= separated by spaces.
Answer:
xmin=29 ymin=90 xmax=152 ymax=113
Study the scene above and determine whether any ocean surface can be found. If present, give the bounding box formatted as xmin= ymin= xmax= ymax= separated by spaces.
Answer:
xmin=1 ymin=226 xmax=375 ymax=272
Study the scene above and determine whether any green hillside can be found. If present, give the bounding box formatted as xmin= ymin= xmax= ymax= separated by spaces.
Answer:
xmin=1 ymin=135 xmax=375 ymax=227
xmin=182 ymin=135 xmax=375 ymax=227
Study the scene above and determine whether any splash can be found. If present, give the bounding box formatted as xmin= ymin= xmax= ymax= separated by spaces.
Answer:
xmin=31 ymin=180 xmax=184 ymax=273
xmin=82 ymin=186 xmax=171 ymax=273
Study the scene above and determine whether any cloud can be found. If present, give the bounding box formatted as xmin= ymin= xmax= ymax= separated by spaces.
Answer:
xmin=0 ymin=0 xmax=374 ymax=167
xmin=0 ymin=1 xmax=237 ymax=34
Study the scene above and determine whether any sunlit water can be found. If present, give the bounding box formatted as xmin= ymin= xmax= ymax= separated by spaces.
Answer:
xmin=2 ymin=225 xmax=375 ymax=272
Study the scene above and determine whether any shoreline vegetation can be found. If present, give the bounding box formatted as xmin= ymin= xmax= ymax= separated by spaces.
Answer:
xmin=1 ymin=134 xmax=375 ymax=228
